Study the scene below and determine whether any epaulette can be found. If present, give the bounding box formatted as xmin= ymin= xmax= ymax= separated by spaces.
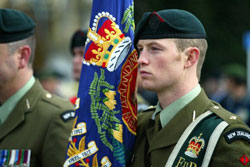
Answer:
xmin=41 ymin=92 xmax=75 ymax=122
xmin=210 ymin=101 xmax=250 ymax=144
xmin=210 ymin=101 xmax=245 ymax=125
xmin=42 ymin=92 xmax=74 ymax=110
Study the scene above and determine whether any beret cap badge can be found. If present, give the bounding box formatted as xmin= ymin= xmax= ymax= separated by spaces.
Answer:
xmin=149 ymin=11 xmax=164 ymax=32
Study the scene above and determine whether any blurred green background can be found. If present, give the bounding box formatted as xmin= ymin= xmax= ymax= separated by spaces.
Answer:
xmin=134 ymin=0 xmax=250 ymax=81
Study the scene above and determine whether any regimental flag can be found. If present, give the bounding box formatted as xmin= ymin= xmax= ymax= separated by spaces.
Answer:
xmin=64 ymin=0 xmax=137 ymax=167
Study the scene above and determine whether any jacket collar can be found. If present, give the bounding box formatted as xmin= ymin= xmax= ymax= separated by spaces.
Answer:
xmin=0 ymin=80 xmax=43 ymax=140
xmin=147 ymin=89 xmax=213 ymax=152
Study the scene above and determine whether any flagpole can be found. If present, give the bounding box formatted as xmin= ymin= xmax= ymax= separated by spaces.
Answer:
xmin=243 ymin=31 xmax=250 ymax=93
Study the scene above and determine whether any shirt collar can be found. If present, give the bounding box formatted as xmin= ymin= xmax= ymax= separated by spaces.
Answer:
xmin=152 ymin=84 xmax=201 ymax=128
xmin=0 ymin=76 xmax=35 ymax=125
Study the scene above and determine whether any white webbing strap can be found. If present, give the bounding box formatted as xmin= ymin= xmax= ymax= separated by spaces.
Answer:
xmin=165 ymin=110 xmax=213 ymax=167
xmin=201 ymin=121 xmax=228 ymax=167
xmin=165 ymin=110 xmax=229 ymax=167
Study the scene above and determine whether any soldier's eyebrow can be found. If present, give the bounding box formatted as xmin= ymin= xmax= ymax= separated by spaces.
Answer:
xmin=148 ymin=41 xmax=164 ymax=47
xmin=137 ymin=41 xmax=165 ymax=49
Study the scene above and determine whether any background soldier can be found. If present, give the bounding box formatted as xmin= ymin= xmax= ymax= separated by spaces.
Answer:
xmin=0 ymin=8 xmax=74 ymax=166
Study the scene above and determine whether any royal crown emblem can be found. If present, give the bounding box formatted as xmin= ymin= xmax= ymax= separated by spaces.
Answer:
xmin=84 ymin=12 xmax=132 ymax=72
xmin=185 ymin=133 xmax=205 ymax=158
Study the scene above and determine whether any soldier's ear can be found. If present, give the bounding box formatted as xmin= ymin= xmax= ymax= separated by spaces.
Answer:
xmin=18 ymin=45 xmax=31 ymax=69
xmin=184 ymin=47 xmax=200 ymax=68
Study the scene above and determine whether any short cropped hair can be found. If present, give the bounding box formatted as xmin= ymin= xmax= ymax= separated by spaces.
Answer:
xmin=8 ymin=35 xmax=36 ymax=68
xmin=173 ymin=39 xmax=208 ymax=80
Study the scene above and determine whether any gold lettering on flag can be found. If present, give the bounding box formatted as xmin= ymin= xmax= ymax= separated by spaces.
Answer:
xmin=71 ymin=122 xmax=87 ymax=136
xmin=119 ymin=50 xmax=138 ymax=135
xmin=64 ymin=141 xmax=99 ymax=167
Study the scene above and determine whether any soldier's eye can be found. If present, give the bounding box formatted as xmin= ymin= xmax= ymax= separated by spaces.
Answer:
xmin=137 ymin=47 xmax=143 ymax=54
xmin=151 ymin=47 xmax=160 ymax=51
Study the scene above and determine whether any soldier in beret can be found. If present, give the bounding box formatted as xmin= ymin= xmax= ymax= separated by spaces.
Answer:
xmin=0 ymin=8 xmax=75 ymax=166
xmin=131 ymin=9 xmax=250 ymax=167
xmin=69 ymin=29 xmax=87 ymax=105
xmin=70 ymin=29 xmax=87 ymax=82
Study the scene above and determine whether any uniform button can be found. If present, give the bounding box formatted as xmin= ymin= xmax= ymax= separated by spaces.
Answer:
xmin=46 ymin=93 xmax=52 ymax=98
xmin=213 ymin=106 xmax=219 ymax=109
xmin=229 ymin=116 xmax=237 ymax=120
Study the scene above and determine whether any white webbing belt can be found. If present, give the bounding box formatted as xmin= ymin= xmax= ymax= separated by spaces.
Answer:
xmin=165 ymin=111 xmax=229 ymax=167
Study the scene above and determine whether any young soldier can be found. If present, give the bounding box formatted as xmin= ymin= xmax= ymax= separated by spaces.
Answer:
xmin=132 ymin=9 xmax=250 ymax=167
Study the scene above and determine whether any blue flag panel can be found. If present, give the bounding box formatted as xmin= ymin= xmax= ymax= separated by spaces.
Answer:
xmin=64 ymin=0 xmax=137 ymax=166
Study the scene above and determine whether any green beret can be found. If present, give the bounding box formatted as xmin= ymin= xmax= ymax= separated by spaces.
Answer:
xmin=223 ymin=63 xmax=246 ymax=83
xmin=0 ymin=8 xmax=36 ymax=43
xmin=134 ymin=9 xmax=206 ymax=46
xmin=70 ymin=29 xmax=87 ymax=54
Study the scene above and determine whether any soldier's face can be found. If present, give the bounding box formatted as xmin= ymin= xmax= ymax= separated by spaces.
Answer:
xmin=0 ymin=44 xmax=19 ymax=88
xmin=137 ymin=38 xmax=185 ymax=93
xmin=72 ymin=47 xmax=85 ymax=81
